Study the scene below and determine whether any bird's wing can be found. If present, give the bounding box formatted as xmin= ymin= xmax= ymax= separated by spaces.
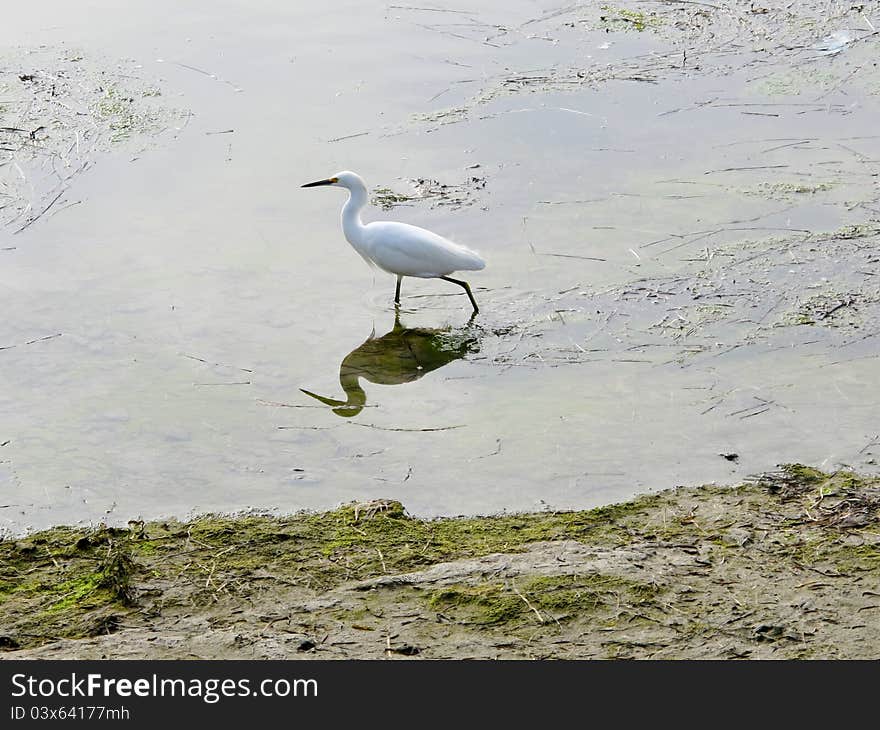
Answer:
xmin=363 ymin=221 xmax=485 ymax=276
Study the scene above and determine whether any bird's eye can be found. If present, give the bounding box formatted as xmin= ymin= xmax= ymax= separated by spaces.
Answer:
xmin=330 ymin=177 xmax=339 ymax=183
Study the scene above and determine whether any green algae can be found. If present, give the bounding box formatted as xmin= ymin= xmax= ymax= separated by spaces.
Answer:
xmin=0 ymin=493 xmax=660 ymax=647
xmin=2 ymin=465 xmax=878 ymax=654
xmin=371 ymin=187 xmax=416 ymax=210
xmin=740 ymin=181 xmax=834 ymax=199
xmin=599 ymin=6 xmax=662 ymax=32
xmin=427 ymin=573 xmax=659 ymax=627
xmin=776 ymin=463 xmax=826 ymax=487
xmin=45 ymin=573 xmax=106 ymax=612
xmin=0 ymin=530 xmax=136 ymax=646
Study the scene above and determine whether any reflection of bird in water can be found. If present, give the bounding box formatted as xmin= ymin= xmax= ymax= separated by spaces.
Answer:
xmin=301 ymin=313 xmax=480 ymax=417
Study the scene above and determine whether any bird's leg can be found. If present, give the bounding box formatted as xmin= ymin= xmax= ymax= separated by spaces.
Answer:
xmin=440 ymin=276 xmax=479 ymax=313
xmin=394 ymin=275 xmax=403 ymax=306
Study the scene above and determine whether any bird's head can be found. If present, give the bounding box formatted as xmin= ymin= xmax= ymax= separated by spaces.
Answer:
xmin=301 ymin=170 xmax=365 ymax=191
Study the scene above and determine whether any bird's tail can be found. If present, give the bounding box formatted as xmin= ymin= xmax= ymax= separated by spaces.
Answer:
xmin=456 ymin=245 xmax=486 ymax=271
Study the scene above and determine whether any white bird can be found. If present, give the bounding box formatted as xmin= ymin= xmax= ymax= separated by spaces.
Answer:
xmin=302 ymin=171 xmax=485 ymax=312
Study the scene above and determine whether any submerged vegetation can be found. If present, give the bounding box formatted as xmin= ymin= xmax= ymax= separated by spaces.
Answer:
xmin=371 ymin=176 xmax=487 ymax=210
xmin=0 ymin=47 xmax=182 ymax=233
xmin=598 ymin=6 xmax=662 ymax=33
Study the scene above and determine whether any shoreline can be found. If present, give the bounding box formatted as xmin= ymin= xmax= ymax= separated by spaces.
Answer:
xmin=2 ymin=465 xmax=878 ymax=659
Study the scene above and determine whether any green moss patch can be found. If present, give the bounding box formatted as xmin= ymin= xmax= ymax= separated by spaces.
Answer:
xmin=0 ymin=529 xmax=137 ymax=646
xmin=0 ymin=494 xmax=661 ymax=648
xmin=2 ymin=465 xmax=879 ymax=657
xmin=427 ymin=573 xmax=659 ymax=627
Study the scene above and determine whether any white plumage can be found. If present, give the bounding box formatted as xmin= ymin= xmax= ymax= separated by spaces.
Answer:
xmin=302 ymin=171 xmax=485 ymax=312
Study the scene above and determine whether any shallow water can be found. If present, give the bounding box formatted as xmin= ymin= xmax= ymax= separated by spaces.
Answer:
xmin=2 ymin=1 xmax=879 ymax=532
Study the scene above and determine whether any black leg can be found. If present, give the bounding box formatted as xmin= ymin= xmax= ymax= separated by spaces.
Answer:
xmin=395 ymin=275 xmax=402 ymax=305
xmin=440 ymin=276 xmax=479 ymax=313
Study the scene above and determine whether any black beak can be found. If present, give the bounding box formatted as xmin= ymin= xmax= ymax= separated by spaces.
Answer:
xmin=301 ymin=179 xmax=335 ymax=188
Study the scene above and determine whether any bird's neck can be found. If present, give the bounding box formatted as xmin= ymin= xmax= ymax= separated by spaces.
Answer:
xmin=341 ymin=185 xmax=368 ymax=246
xmin=299 ymin=373 xmax=366 ymax=417
xmin=337 ymin=372 xmax=367 ymax=413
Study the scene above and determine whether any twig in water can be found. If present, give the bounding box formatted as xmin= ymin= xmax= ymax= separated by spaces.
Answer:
xmin=48 ymin=200 xmax=82 ymax=219
xmin=817 ymin=297 xmax=854 ymax=320
xmin=761 ymin=139 xmax=815 ymax=154
xmin=183 ymin=353 xmax=253 ymax=373
xmin=13 ymin=190 xmax=65 ymax=234
xmin=739 ymin=407 xmax=770 ymax=419
xmin=0 ymin=333 xmax=62 ymax=351
xmin=537 ymin=252 xmax=607 ymax=262
xmin=704 ymin=165 xmax=788 ymax=175
xmin=388 ymin=5 xmax=477 ymax=14
xmin=170 ymin=61 xmax=242 ymax=91
xmin=327 ymin=131 xmax=370 ymax=143
xmin=349 ymin=422 xmax=464 ymax=432
xmin=475 ymin=438 xmax=502 ymax=459
xmin=277 ymin=425 xmax=338 ymax=431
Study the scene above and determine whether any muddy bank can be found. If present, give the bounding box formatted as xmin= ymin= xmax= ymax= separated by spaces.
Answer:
xmin=1 ymin=465 xmax=877 ymax=659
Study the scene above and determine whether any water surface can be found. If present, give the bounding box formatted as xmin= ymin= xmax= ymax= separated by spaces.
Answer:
xmin=2 ymin=1 xmax=879 ymax=532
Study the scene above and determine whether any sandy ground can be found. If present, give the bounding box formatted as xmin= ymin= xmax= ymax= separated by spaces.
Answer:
xmin=2 ymin=465 xmax=878 ymax=659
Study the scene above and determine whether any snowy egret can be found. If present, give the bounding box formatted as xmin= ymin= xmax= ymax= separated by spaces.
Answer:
xmin=302 ymin=171 xmax=485 ymax=312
